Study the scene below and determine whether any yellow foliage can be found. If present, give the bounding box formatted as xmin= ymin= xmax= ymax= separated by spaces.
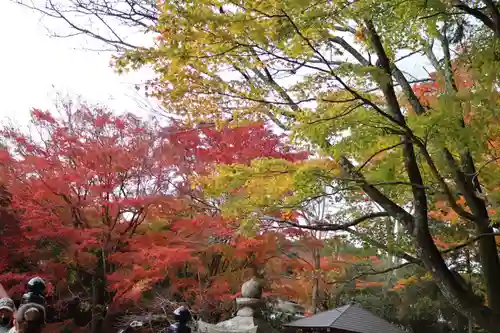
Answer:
xmin=355 ymin=28 xmax=366 ymax=42
xmin=355 ymin=280 xmax=386 ymax=288
xmin=390 ymin=275 xmax=420 ymax=291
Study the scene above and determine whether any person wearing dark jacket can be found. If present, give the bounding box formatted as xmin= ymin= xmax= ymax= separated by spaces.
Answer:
xmin=167 ymin=306 xmax=192 ymax=333
xmin=20 ymin=278 xmax=45 ymax=307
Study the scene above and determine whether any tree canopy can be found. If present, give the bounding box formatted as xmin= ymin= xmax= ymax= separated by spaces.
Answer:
xmin=8 ymin=0 xmax=500 ymax=332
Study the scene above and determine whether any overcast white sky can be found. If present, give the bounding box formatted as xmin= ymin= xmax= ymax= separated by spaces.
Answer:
xmin=0 ymin=1 xmax=156 ymax=126
xmin=0 ymin=0 xmax=434 ymax=129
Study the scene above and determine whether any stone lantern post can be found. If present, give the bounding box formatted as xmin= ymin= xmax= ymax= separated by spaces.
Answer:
xmin=197 ymin=277 xmax=278 ymax=333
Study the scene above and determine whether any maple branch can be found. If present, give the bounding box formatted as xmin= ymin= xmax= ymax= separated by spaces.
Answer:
xmin=395 ymin=49 xmax=424 ymax=63
xmin=232 ymin=54 xmax=295 ymax=130
xmin=307 ymin=102 xmax=365 ymax=125
xmin=474 ymin=156 xmax=500 ymax=180
xmin=33 ymin=175 xmax=89 ymax=228
xmin=236 ymin=41 xmax=333 ymax=74
xmin=264 ymin=212 xmax=390 ymax=232
xmin=328 ymin=261 xmax=415 ymax=285
xmin=281 ymin=10 xmax=409 ymax=131
xmin=356 ymin=142 xmax=405 ymax=172
xmin=442 ymin=232 xmax=500 ymax=254
xmin=350 ymin=228 xmax=500 ymax=270
xmin=339 ymin=156 xmax=414 ymax=228
xmin=329 ymin=36 xmax=371 ymax=66
xmin=203 ymin=90 xmax=356 ymax=108
xmin=166 ymin=179 xmax=219 ymax=212
xmin=443 ymin=148 xmax=488 ymax=220
xmin=250 ymin=50 xmax=300 ymax=113
xmin=414 ymin=140 xmax=476 ymax=221
xmin=14 ymin=0 xmax=152 ymax=51
xmin=347 ymin=228 xmax=421 ymax=265
xmin=481 ymin=0 xmax=500 ymax=36
xmin=452 ymin=0 xmax=498 ymax=35
xmin=330 ymin=36 xmax=426 ymax=116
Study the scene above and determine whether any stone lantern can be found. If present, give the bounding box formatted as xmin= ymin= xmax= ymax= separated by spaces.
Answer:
xmin=197 ymin=277 xmax=278 ymax=333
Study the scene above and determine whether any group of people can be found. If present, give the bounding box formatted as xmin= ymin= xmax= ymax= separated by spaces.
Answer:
xmin=0 ymin=277 xmax=193 ymax=333
xmin=0 ymin=277 xmax=47 ymax=333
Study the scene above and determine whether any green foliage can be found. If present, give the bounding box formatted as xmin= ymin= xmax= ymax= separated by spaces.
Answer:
xmin=36 ymin=0 xmax=500 ymax=329
xmin=198 ymin=158 xmax=340 ymax=224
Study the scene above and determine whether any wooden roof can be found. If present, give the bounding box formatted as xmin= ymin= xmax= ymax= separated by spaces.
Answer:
xmin=283 ymin=303 xmax=406 ymax=333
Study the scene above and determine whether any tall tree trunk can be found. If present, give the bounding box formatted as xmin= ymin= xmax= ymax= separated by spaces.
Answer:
xmin=91 ymin=250 xmax=107 ymax=333
xmin=311 ymin=248 xmax=320 ymax=314
xmin=466 ymin=249 xmax=474 ymax=333
xmin=444 ymin=149 xmax=500 ymax=312
xmin=386 ymin=217 xmax=395 ymax=265
xmin=436 ymin=23 xmax=500 ymax=312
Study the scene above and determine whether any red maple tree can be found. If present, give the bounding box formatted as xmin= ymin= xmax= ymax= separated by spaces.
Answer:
xmin=0 ymin=102 xmax=311 ymax=328
xmin=107 ymin=123 xmax=309 ymax=312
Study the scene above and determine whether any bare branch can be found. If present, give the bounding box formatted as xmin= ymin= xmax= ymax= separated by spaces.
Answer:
xmin=264 ymin=212 xmax=390 ymax=232
xmin=13 ymin=0 xmax=154 ymax=50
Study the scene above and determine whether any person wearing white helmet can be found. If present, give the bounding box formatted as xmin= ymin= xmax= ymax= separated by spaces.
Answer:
xmin=0 ymin=297 xmax=15 ymax=333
